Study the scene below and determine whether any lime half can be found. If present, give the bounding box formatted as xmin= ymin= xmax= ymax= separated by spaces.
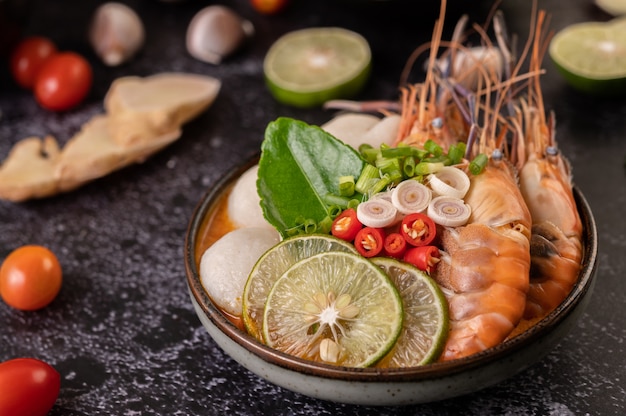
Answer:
xmin=371 ymin=257 xmax=449 ymax=367
xmin=263 ymin=27 xmax=372 ymax=107
xmin=595 ymin=0 xmax=626 ymax=16
xmin=242 ymin=234 xmax=357 ymax=341
xmin=262 ymin=251 xmax=403 ymax=367
xmin=549 ymin=17 xmax=626 ymax=95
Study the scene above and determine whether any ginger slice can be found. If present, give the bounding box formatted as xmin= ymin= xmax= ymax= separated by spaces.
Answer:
xmin=104 ymin=72 xmax=221 ymax=147
xmin=0 ymin=136 xmax=61 ymax=202
xmin=55 ymin=115 xmax=181 ymax=192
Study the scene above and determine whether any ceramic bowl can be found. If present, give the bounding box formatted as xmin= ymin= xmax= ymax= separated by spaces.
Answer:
xmin=184 ymin=156 xmax=598 ymax=406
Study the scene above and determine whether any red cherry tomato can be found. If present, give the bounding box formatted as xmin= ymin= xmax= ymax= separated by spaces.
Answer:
xmin=354 ymin=227 xmax=385 ymax=258
xmin=331 ymin=208 xmax=363 ymax=242
xmin=34 ymin=52 xmax=92 ymax=111
xmin=403 ymin=245 xmax=440 ymax=273
xmin=383 ymin=232 xmax=407 ymax=259
xmin=0 ymin=358 xmax=61 ymax=416
xmin=250 ymin=0 xmax=289 ymax=14
xmin=400 ymin=213 xmax=437 ymax=247
xmin=10 ymin=36 xmax=58 ymax=89
xmin=0 ymin=245 xmax=62 ymax=311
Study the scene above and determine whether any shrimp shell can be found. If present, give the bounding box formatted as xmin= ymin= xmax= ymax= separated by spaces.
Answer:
xmin=434 ymin=158 xmax=532 ymax=361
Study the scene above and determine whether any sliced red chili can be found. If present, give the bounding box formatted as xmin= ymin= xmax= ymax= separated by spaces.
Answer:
xmin=330 ymin=208 xmax=363 ymax=242
xmin=400 ymin=212 xmax=437 ymax=247
xmin=354 ymin=227 xmax=385 ymax=258
xmin=383 ymin=232 xmax=407 ymax=259
xmin=403 ymin=245 xmax=441 ymax=273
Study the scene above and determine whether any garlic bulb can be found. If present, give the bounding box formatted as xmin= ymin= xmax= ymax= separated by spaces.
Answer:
xmin=186 ymin=5 xmax=254 ymax=65
xmin=89 ymin=2 xmax=145 ymax=66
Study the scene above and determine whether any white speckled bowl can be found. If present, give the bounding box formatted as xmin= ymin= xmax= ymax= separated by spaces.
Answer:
xmin=184 ymin=157 xmax=598 ymax=406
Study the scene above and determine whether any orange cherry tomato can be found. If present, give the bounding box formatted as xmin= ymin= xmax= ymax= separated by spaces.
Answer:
xmin=34 ymin=51 xmax=92 ymax=111
xmin=0 ymin=358 xmax=61 ymax=416
xmin=250 ymin=0 xmax=289 ymax=14
xmin=0 ymin=245 xmax=62 ymax=310
xmin=10 ymin=36 xmax=58 ymax=89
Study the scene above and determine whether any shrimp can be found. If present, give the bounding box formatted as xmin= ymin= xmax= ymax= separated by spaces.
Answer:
xmin=510 ymin=10 xmax=583 ymax=321
xmin=385 ymin=1 xmax=534 ymax=361
xmin=432 ymin=133 xmax=532 ymax=360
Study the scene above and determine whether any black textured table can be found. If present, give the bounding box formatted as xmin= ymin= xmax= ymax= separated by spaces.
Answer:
xmin=1 ymin=0 xmax=625 ymax=414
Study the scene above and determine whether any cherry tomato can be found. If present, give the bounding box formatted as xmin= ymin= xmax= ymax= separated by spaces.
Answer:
xmin=250 ymin=0 xmax=289 ymax=14
xmin=354 ymin=227 xmax=385 ymax=258
xmin=0 ymin=245 xmax=62 ymax=311
xmin=383 ymin=232 xmax=407 ymax=259
xmin=331 ymin=208 xmax=363 ymax=242
xmin=0 ymin=358 xmax=61 ymax=416
xmin=34 ymin=52 xmax=92 ymax=111
xmin=400 ymin=213 xmax=437 ymax=247
xmin=10 ymin=36 xmax=58 ymax=89
xmin=403 ymin=245 xmax=440 ymax=273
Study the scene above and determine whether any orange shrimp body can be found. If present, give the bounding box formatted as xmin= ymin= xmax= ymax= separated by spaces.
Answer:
xmin=518 ymin=136 xmax=582 ymax=319
xmin=512 ymin=8 xmax=583 ymax=320
xmin=434 ymin=158 xmax=532 ymax=360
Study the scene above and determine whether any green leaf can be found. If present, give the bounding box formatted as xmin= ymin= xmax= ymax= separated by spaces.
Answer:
xmin=257 ymin=117 xmax=366 ymax=238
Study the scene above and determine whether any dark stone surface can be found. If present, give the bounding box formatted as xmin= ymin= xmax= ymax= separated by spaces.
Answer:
xmin=1 ymin=0 xmax=625 ymax=414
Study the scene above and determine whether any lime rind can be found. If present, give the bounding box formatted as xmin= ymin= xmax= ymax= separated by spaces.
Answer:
xmin=262 ymin=251 xmax=404 ymax=367
xmin=242 ymin=234 xmax=357 ymax=341
xmin=263 ymin=27 xmax=372 ymax=107
xmin=371 ymin=257 xmax=449 ymax=367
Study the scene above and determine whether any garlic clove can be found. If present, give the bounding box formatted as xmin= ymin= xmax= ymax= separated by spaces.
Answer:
xmin=89 ymin=2 xmax=145 ymax=66
xmin=186 ymin=5 xmax=254 ymax=65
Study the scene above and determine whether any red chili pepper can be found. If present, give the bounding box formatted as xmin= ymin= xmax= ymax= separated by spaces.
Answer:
xmin=400 ymin=213 xmax=437 ymax=247
xmin=383 ymin=232 xmax=407 ymax=259
xmin=403 ymin=245 xmax=441 ymax=273
xmin=331 ymin=208 xmax=363 ymax=242
xmin=354 ymin=227 xmax=385 ymax=258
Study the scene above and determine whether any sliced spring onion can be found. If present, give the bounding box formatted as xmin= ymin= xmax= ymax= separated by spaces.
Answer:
xmin=414 ymin=161 xmax=444 ymax=176
xmin=469 ymin=153 xmax=488 ymax=175
xmin=355 ymin=164 xmax=380 ymax=194
xmin=356 ymin=198 xmax=398 ymax=228
xmin=391 ymin=179 xmax=432 ymax=214
xmin=427 ymin=166 xmax=471 ymax=199
xmin=338 ymin=175 xmax=355 ymax=197
xmin=427 ymin=196 xmax=471 ymax=227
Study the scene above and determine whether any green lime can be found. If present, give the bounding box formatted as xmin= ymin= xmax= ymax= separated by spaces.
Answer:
xmin=549 ymin=17 xmax=626 ymax=95
xmin=595 ymin=0 xmax=626 ymax=16
xmin=371 ymin=257 xmax=449 ymax=367
xmin=262 ymin=251 xmax=403 ymax=367
xmin=242 ymin=234 xmax=357 ymax=342
xmin=263 ymin=27 xmax=372 ymax=108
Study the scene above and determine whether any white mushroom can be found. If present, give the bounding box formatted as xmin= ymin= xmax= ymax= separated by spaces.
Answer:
xmin=89 ymin=2 xmax=145 ymax=66
xmin=321 ymin=113 xmax=401 ymax=149
xmin=200 ymin=227 xmax=280 ymax=317
xmin=186 ymin=5 xmax=254 ymax=65
xmin=227 ymin=164 xmax=273 ymax=230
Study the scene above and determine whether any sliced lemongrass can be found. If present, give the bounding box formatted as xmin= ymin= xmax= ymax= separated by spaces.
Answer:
xmin=427 ymin=166 xmax=470 ymax=199
xmin=391 ymin=180 xmax=432 ymax=215
xmin=356 ymin=198 xmax=398 ymax=228
xmin=427 ymin=196 xmax=471 ymax=227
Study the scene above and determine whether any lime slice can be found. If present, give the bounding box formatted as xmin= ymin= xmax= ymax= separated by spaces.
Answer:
xmin=595 ymin=0 xmax=626 ymax=16
xmin=549 ymin=18 xmax=626 ymax=95
xmin=263 ymin=27 xmax=372 ymax=107
xmin=371 ymin=257 xmax=449 ymax=367
xmin=242 ymin=234 xmax=357 ymax=341
xmin=263 ymin=251 xmax=403 ymax=367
